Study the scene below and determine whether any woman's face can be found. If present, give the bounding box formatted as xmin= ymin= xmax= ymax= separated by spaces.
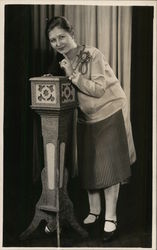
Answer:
xmin=48 ymin=26 xmax=77 ymax=55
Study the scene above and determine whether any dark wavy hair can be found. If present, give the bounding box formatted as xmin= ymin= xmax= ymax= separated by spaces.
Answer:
xmin=45 ymin=16 xmax=74 ymax=40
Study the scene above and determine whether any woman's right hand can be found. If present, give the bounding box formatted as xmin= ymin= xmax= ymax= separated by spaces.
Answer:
xmin=59 ymin=57 xmax=73 ymax=77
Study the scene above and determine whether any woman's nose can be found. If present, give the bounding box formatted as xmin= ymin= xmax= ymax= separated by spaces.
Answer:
xmin=56 ymin=39 xmax=61 ymax=47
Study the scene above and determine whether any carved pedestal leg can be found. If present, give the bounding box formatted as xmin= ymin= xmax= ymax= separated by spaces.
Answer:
xmin=19 ymin=168 xmax=56 ymax=240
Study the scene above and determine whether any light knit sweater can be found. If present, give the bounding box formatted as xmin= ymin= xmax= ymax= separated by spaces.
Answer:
xmin=70 ymin=46 xmax=127 ymax=123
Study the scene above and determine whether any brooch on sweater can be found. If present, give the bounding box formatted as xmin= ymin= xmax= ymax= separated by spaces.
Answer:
xmin=73 ymin=45 xmax=91 ymax=75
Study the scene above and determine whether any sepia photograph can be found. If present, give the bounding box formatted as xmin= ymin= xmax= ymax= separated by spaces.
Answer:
xmin=1 ymin=0 xmax=156 ymax=249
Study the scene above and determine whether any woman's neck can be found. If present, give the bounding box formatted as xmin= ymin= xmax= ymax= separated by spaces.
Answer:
xmin=65 ymin=44 xmax=81 ymax=60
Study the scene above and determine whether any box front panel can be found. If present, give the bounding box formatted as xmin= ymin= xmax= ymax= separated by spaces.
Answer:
xmin=36 ymin=82 xmax=57 ymax=104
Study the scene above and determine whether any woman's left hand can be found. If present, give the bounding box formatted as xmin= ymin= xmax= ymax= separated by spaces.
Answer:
xmin=59 ymin=57 xmax=73 ymax=77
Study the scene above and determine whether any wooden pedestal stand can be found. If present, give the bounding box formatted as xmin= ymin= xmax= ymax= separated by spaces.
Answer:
xmin=20 ymin=76 xmax=88 ymax=246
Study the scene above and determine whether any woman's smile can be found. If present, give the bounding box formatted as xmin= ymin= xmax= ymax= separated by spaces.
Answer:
xmin=56 ymin=46 xmax=65 ymax=52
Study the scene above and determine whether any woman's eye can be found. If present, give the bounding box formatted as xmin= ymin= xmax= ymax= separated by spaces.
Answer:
xmin=60 ymin=35 xmax=65 ymax=39
xmin=50 ymin=39 xmax=56 ymax=43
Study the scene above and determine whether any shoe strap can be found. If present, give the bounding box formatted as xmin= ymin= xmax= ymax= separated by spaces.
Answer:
xmin=89 ymin=212 xmax=100 ymax=219
xmin=105 ymin=219 xmax=117 ymax=226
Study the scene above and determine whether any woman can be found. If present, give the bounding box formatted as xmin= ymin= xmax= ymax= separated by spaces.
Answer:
xmin=46 ymin=16 xmax=136 ymax=241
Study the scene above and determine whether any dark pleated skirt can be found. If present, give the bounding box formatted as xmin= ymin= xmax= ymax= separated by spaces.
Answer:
xmin=77 ymin=110 xmax=131 ymax=190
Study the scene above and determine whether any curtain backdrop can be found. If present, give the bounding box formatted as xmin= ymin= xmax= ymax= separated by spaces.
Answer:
xmin=31 ymin=5 xmax=132 ymax=109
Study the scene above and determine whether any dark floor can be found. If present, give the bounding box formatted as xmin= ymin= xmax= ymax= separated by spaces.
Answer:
xmin=4 ymin=226 xmax=151 ymax=248
xmin=3 ymin=174 xmax=152 ymax=248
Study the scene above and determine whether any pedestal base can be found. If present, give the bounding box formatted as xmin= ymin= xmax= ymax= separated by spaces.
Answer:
xmin=20 ymin=168 xmax=88 ymax=241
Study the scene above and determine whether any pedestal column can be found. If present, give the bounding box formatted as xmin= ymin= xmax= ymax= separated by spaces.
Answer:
xmin=20 ymin=76 xmax=88 ymax=244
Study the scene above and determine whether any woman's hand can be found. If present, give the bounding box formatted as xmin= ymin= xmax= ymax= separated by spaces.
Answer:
xmin=42 ymin=73 xmax=53 ymax=77
xmin=59 ymin=57 xmax=73 ymax=77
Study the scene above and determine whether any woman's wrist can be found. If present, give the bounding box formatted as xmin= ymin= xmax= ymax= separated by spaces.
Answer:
xmin=68 ymin=71 xmax=76 ymax=80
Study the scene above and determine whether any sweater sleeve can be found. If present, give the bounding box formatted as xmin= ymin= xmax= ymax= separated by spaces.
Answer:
xmin=70 ymin=49 xmax=106 ymax=98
